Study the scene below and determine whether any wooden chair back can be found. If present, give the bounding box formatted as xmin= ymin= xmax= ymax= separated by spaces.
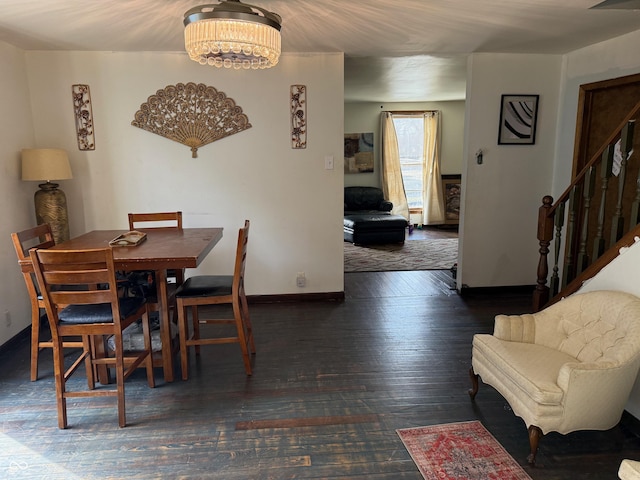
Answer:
xmin=31 ymin=248 xmax=122 ymax=332
xmin=232 ymin=220 xmax=250 ymax=298
xmin=127 ymin=211 xmax=185 ymax=287
xmin=128 ymin=211 xmax=183 ymax=231
xmin=10 ymin=224 xmax=79 ymax=381
xmin=11 ymin=223 xmax=55 ymax=292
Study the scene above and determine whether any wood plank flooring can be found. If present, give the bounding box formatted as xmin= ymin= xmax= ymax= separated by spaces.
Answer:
xmin=1 ymin=271 xmax=639 ymax=479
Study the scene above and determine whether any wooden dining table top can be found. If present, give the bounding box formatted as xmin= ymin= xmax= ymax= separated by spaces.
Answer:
xmin=52 ymin=228 xmax=224 ymax=271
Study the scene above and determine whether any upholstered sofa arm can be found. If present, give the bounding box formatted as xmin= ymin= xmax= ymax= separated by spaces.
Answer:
xmin=493 ymin=314 xmax=536 ymax=343
xmin=379 ymin=200 xmax=393 ymax=212
xmin=557 ymin=360 xmax=636 ymax=391
xmin=619 ymin=459 xmax=640 ymax=480
xmin=344 ymin=186 xmax=393 ymax=212
xmin=554 ymin=359 xmax=640 ymax=433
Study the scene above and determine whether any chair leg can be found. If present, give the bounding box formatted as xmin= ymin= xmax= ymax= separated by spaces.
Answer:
xmin=527 ymin=425 xmax=542 ymax=465
xmin=113 ymin=335 xmax=127 ymax=428
xmin=233 ymin=299 xmax=252 ymax=375
xmin=177 ymin=300 xmax=190 ymax=381
xmin=90 ymin=335 xmax=112 ymax=385
xmin=192 ymin=306 xmax=201 ymax=355
xmin=84 ymin=336 xmax=95 ymax=390
xmin=240 ymin=292 xmax=256 ymax=354
xmin=468 ymin=366 xmax=479 ymax=400
xmin=30 ymin=308 xmax=41 ymax=381
xmin=141 ymin=311 xmax=156 ymax=388
xmin=52 ymin=338 xmax=68 ymax=429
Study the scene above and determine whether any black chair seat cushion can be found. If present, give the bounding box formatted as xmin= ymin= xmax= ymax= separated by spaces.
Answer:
xmin=344 ymin=210 xmax=391 ymax=216
xmin=343 ymin=214 xmax=408 ymax=232
xmin=59 ymin=297 xmax=146 ymax=324
xmin=175 ymin=275 xmax=233 ymax=298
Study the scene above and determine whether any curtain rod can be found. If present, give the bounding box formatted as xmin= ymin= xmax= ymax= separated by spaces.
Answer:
xmin=384 ymin=110 xmax=437 ymax=115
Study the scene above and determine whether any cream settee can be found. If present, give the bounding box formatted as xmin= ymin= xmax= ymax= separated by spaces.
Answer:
xmin=620 ymin=459 xmax=640 ymax=479
xmin=469 ymin=290 xmax=640 ymax=464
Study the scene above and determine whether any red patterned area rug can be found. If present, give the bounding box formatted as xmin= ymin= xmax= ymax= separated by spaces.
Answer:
xmin=397 ymin=421 xmax=532 ymax=480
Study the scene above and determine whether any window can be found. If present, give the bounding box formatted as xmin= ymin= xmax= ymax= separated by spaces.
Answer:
xmin=382 ymin=110 xmax=443 ymax=225
xmin=393 ymin=115 xmax=425 ymax=210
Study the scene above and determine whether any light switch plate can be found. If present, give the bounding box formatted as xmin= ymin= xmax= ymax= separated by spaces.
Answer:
xmin=324 ymin=155 xmax=334 ymax=170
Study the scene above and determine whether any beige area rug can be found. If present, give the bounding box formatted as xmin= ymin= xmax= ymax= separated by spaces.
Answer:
xmin=344 ymin=238 xmax=458 ymax=272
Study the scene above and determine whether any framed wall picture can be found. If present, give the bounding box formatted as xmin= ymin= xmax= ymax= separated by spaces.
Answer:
xmin=344 ymin=132 xmax=374 ymax=173
xmin=441 ymin=174 xmax=461 ymax=225
xmin=498 ymin=94 xmax=539 ymax=145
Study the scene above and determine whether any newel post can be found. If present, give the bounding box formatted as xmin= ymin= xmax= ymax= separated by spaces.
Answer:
xmin=533 ymin=195 xmax=554 ymax=312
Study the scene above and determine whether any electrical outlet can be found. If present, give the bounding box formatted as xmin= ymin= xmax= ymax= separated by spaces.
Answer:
xmin=296 ymin=272 xmax=306 ymax=287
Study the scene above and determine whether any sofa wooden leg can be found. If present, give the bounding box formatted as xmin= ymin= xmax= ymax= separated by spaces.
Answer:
xmin=468 ymin=366 xmax=479 ymax=400
xmin=527 ymin=425 xmax=542 ymax=465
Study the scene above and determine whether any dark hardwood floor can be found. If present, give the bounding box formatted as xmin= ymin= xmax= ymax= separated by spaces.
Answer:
xmin=1 ymin=271 xmax=638 ymax=479
xmin=406 ymin=224 xmax=459 ymax=241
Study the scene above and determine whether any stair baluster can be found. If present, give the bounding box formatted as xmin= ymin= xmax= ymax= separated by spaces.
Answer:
xmin=610 ymin=120 xmax=635 ymax=245
xmin=561 ymin=185 xmax=581 ymax=289
xmin=577 ymin=166 xmax=596 ymax=274
xmin=533 ymin=196 xmax=554 ymax=312
xmin=550 ymin=201 xmax=565 ymax=298
xmin=631 ymin=156 xmax=640 ymax=227
xmin=592 ymin=146 xmax=614 ymax=260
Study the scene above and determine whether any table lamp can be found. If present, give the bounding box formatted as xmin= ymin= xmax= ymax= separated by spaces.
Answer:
xmin=21 ymin=148 xmax=73 ymax=244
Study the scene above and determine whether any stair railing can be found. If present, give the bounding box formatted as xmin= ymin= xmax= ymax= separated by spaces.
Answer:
xmin=533 ymin=103 xmax=640 ymax=312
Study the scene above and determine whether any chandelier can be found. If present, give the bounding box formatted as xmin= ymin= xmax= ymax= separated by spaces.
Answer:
xmin=183 ymin=0 xmax=282 ymax=70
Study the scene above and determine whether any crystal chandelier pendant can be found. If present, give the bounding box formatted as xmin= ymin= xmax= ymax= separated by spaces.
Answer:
xmin=184 ymin=1 xmax=282 ymax=70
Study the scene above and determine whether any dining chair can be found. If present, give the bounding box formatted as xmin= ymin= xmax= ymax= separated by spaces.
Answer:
xmin=11 ymin=224 xmax=82 ymax=381
xmin=31 ymin=246 xmax=155 ymax=428
xmin=127 ymin=211 xmax=184 ymax=286
xmin=175 ymin=220 xmax=255 ymax=380
xmin=125 ymin=211 xmax=184 ymax=370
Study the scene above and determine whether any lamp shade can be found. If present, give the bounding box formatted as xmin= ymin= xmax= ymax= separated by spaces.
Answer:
xmin=21 ymin=148 xmax=72 ymax=182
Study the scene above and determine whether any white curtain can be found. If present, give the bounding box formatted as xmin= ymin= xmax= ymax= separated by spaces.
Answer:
xmin=422 ymin=111 xmax=445 ymax=225
xmin=380 ymin=112 xmax=409 ymax=220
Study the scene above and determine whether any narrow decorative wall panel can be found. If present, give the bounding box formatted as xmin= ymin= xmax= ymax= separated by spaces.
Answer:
xmin=291 ymin=85 xmax=307 ymax=149
xmin=72 ymin=84 xmax=95 ymax=151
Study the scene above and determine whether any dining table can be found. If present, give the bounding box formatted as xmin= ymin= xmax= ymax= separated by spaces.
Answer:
xmin=52 ymin=227 xmax=223 ymax=382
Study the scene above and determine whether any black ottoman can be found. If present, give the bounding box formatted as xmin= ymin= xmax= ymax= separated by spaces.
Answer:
xmin=344 ymin=214 xmax=407 ymax=245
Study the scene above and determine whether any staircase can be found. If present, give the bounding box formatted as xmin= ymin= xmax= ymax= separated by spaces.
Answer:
xmin=533 ymin=102 xmax=640 ymax=312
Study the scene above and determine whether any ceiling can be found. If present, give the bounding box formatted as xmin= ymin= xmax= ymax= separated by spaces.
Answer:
xmin=1 ymin=0 xmax=639 ymax=103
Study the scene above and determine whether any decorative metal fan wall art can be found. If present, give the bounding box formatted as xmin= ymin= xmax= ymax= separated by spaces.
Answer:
xmin=131 ymin=82 xmax=251 ymax=157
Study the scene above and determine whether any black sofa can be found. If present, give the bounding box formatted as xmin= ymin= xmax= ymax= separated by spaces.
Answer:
xmin=343 ymin=186 xmax=407 ymax=245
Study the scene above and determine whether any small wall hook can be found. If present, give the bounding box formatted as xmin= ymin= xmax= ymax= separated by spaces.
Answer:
xmin=476 ymin=149 xmax=483 ymax=165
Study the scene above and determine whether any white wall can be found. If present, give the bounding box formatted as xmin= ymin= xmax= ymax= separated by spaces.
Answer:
xmin=459 ymin=53 xmax=561 ymax=289
xmin=343 ymin=101 xmax=465 ymax=188
xmin=2 ymin=49 xmax=345 ymax=345
xmin=0 ymin=42 xmax=38 ymax=346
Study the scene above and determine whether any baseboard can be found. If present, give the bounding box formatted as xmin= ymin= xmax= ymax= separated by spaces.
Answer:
xmin=247 ymin=292 xmax=345 ymax=303
xmin=0 ymin=325 xmax=30 ymax=355
xmin=460 ymin=285 xmax=535 ymax=296
xmin=622 ymin=410 xmax=640 ymax=430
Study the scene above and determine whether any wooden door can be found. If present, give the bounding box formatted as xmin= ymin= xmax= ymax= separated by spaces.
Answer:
xmin=573 ymin=73 xmax=640 ymax=176
xmin=568 ymin=73 xmax=640 ymax=277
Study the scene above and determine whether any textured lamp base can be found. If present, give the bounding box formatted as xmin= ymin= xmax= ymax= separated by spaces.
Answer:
xmin=34 ymin=182 xmax=69 ymax=244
